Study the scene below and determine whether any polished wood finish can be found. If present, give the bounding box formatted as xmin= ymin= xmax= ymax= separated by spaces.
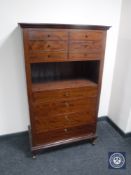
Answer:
xmin=20 ymin=23 xmax=110 ymax=154
xmin=33 ymin=97 xmax=97 ymax=117
xmin=34 ymin=124 xmax=96 ymax=146
xmin=34 ymin=111 xmax=96 ymax=134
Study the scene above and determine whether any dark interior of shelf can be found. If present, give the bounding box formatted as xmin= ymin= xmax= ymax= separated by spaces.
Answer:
xmin=31 ymin=61 xmax=100 ymax=84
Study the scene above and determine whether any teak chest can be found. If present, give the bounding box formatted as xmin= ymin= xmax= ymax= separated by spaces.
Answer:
xmin=20 ymin=23 xmax=110 ymax=155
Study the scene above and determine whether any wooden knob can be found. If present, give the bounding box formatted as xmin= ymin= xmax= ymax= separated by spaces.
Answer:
xmin=64 ymin=92 xmax=69 ymax=97
xmin=65 ymin=115 xmax=69 ymax=120
xmin=48 ymin=55 xmax=50 ymax=58
xmin=64 ymin=128 xmax=67 ymax=132
xmin=47 ymin=45 xmax=50 ymax=48
xmin=85 ymin=35 xmax=88 ymax=38
xmin=48 ymin=34 xmax=50 ymax=37
xmin=65 ymin=102 xmax=69 ymax=107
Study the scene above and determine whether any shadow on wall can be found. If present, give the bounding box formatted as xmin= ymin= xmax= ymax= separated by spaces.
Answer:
xmin=0 ymin=26 xmax=29 ymax=134
xmin=108 ymin=37 xmax=131 ymax=132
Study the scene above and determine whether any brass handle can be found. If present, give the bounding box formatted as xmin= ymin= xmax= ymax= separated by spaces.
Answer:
xmin=64 ymin=128 xmax=68 ymax=132
xmin=65 ymin=102 xmax=69 ymax=107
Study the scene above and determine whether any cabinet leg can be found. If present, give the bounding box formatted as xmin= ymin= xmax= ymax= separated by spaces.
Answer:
xmin=91 ymin=138 xmax=97 ymax=145
xmin=32 ymin=155 xmax=36 ymax=159
xmin=32 ymin=151 xmax=37 ymax=159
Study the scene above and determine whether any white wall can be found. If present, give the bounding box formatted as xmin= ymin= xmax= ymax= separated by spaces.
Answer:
xmin=108 ymin=0 xmax=131 ymax=133
xmin=0 ymin=0 xmax=122 ymax=135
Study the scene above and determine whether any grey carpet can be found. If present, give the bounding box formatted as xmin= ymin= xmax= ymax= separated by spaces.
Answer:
xmin=0 ymin=120 xmax=131 ymax=175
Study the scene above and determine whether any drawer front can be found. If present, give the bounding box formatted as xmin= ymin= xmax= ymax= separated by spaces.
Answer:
xmin=33 ymin=97 xmax=97 ymax=117
xmin=34 ymin=110 xmax=96 ymax=133
xmin=29 ymin=51 xmax=67 ymax=62
xmin=69 ymin=30 xmax=105 ymax=41
xmin=69 ymin=52 xmax=102 ymax=60
xmin=69 ymin=41 xmax=102 ymax=52
xmin=29 ymin=30 xmax=68 ymax=41
xmin=33 ymin=86 xmax=98 ymax=103
xmin=33 ymin=124 xmax=96 ymax=146
xmin=29 ymin=41 xmax=67 ymax=51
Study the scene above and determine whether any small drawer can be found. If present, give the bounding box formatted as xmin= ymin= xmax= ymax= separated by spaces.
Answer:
xmin=29 ymin=51 xmax=67 ymax=62
xmin=33 ymin=124 xmax=96 ymax=146
xmin=32 ymin=86 xmax=98 ymax=103
xmin=69 ymin=52 xmax=102 ymax=60
xmin=29 ymin=30 xmax=68 ymax=41
xmin=34 ymin=110 xmax=96 ymax=133
xmin=33 ymin=97 xmax=97 ymax=117
xmin=69 ymin=30 xmax=105 ymax=41
xmin=29 ymin=41 xmax=68 ymax=51
xmin=69 ymin=41 xmax=102 ymax=52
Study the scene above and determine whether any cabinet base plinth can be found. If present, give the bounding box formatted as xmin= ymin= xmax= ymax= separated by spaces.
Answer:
xmin=29 ymin=130 xmax=97 ymax=155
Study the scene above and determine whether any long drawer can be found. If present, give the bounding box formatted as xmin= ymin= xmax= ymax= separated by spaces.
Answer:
xmin=32 ymin=86 xmax=98 ymax=103
xmin=34 ymin=110 xmax=96 ymax=134
xmin=33 ymin=97 xmax=97 ymax=117
xmin=33 ymin=124 xmax=96 ymax=146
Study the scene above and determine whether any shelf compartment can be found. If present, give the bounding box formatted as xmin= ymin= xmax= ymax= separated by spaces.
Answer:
xmin=31 ymin=61 xmax=100 ymax=84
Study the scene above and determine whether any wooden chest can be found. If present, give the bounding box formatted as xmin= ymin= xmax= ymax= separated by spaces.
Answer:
xmin=20 ymin=23 xmax=110 ymax=155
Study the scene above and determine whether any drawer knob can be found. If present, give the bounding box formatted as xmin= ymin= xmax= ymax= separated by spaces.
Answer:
xmin=48 ymin=34 xmax=50 ymax=37
xmin=85 ymin=35 xmax=88 ymax=38
xmin=64 ymin=92 xmax=69 ymax=97
xmin=47 ymin=45 xmax=50 ymax=48
xmin=64 ymin=128 xmax=68 ymax=132
xmin=65 ymin=115 xmax=69 ymax=120
xmin=48 ymin=55 xmax=50 ymax=58
xmin=65 ymin=102 xmax=69 ymax=107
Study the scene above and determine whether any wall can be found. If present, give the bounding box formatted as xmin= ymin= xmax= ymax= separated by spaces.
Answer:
xmin=108 ymin=0 xmax=131 ymax=133
xmin=0 ymin=0 xmax=122 ymax=135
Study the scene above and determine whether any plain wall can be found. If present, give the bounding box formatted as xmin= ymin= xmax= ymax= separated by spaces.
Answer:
xmin=0 ymin=0 xmax=122 ymax=135
xmin=108 ymin=0 xmax=131 ymax=133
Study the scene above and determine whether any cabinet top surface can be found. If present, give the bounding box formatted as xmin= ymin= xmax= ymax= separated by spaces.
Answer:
xmin=32 ymin=79 xmax=97 ymax=92
xmin=19 ymin=23 xmax=110 ymax=30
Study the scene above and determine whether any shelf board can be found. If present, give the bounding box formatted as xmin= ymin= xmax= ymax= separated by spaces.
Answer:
xmin=32 ymin=79 xmax=97 ymax=92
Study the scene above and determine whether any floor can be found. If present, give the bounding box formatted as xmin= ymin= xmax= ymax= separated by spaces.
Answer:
xmin=0 ymin=120 xmax=131 ymax=175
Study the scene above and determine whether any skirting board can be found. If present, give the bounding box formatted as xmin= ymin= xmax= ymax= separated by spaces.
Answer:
xmin=0 ymin=131 xmax=28 ymax=139
xmin=0 ymin=116 xmax=131 ymax=139
xmin=98 ymin=116 xmax=131 ymax=138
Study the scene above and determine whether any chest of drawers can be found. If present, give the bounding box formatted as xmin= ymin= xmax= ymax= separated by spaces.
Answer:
xmin=20 ymin=23 xmax=110 ymax=155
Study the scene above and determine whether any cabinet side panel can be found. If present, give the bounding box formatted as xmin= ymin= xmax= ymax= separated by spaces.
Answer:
xmin=22 ymin=29 xmax=35 ymax=146
xmin=96 ymin=31 xmax=107 ymax=115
